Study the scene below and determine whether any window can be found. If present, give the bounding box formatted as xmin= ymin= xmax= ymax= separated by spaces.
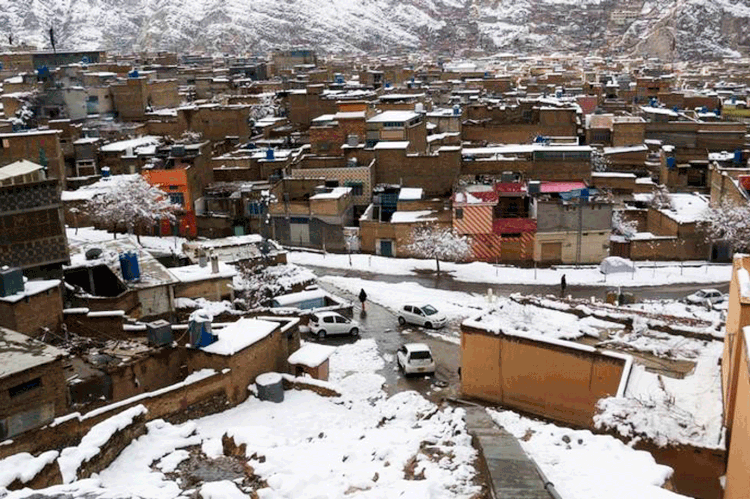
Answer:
xmin=455 ymin=208 xmax=464 ymax=219
xmin=345 ymin=181 xmax=364 ymax=196
xmin=324 ymin=316 xmax=334 ymax=324
xmin=9 ymin=378 xmax=41 ymax=398
xmin=335 ymin=316 xmax=348 ymax=324
xmin=168 ymin=185 xmax=180 ymax=191
xmin=168 ymin=193 xmax=185 ymax=206
xmin=503 ymin=233 xmax=522 ymax=238
xmin=383 ymin=121 xmax=404 ymax=128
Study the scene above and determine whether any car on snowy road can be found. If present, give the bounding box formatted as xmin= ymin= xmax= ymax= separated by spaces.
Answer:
xmin=396 ymin=343 xmax=436 ymax=375
xmin=397 ymin=304 xmax=447 ymax=329
xmin=685 ymin=289 xmax=726 ymax=305
xmin=309 ymin=311 xmax=360 ymax=338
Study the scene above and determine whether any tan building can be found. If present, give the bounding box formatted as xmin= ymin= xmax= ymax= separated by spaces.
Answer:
xmin=720 ymin=256 xmax=750 ymax=499
xmin=460 ymin=313 xmax=629 ymax=427
xmin=110 ymin=77 xmax=179 ymax=121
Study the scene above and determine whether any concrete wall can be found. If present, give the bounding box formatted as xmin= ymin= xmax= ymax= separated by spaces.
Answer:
xmin=461 ymin=326 xmax=626 ymax=427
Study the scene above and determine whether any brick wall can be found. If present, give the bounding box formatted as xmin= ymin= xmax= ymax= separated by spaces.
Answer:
xmin=374 ymin=148 xmax=460 ymax=196
xmin=0 ymin=131 xmax=66 ymax=188
xmin=0 ymin=357 xmax=68 ymax=433
xmin=0 ymin=284 xmax=63 ymax=337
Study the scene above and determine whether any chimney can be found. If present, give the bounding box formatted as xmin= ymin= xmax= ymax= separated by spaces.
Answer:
xmin=210 ymin=251 xmax=219 ymax=274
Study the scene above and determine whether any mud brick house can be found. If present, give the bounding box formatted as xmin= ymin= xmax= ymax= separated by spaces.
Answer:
xmin=460 ymin=312 xmax=630 ymax=427
xmin=642 ymin=115 xmax=746 ymax=163
xmin=461 ymin=144 xmax=593 ymax=184
xmin=463 ymin=99 xmax=580 ymax=144
xmin=0 ymin=165 xmax=69 ymax=273
xmin=267 ymin=178 xmax=353 ymax=251
xmin=0 ymin=129 xmax=66 ymax=188
xmin=371 ymin=142 xmax=461 ymax=197
xmin=452 ymin=182 xmax=536 ymax=263
xmin=0 ymin=327 xmax=68 ymax=440
xmin=366 ymin=110 xmax=427 ymax=152
xmin=0 ymin=278 xmax=63 ymax=338
xmin=289 ymin=155 xmax=375 ymax=218
xmin=309 ymin=110 xmax=368 ymax=156
xmin=110 ymin=76 xmax=179 ymax=121
xmin=615 ymin=192 xmax=710 ymax=261
xmin=532 ymin=182 xmax=613 ymax=264
xmin=359 ymin=187 xmax=451 ymax=257
xmin=99 ymin=136 xmax=162 ymax=175
xmin=195 ymin=181 xmax=273 ymax=238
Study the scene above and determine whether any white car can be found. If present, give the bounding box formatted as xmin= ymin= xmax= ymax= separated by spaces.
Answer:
xmin=685 ymin=289 xmax=726 ymax=305
xmin=397 ymin=304 xmax=447 ymax=329
xmin=309 ymin=311 xmax=360 ymax=338
xmin=396 ymin=343 xmax=436 ymax=375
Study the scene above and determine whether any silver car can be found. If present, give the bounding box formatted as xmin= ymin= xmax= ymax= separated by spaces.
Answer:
xmin=397 ymin=304 xmax=447 ymax=329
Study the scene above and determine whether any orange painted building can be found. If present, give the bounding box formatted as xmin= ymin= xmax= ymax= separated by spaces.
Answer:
xmin=141 ymin=141 xmax=212 ymax=238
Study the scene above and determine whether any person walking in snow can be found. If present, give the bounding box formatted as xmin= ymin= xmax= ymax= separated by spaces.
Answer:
xmin=560 ymin=274 xmax=567 ymax=298
xmin=359 ymin=288 xmax=368 ymax=312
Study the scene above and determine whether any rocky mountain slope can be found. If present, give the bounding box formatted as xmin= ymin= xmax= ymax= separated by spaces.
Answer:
xmin=1 ymin=0 xmax=748 ymax=60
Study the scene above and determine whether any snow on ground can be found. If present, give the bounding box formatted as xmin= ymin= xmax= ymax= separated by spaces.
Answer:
xmin=595 ymin=341 xmax=725 ymax=449
xmin=1 ymin=340 xmax=480 ymax=499
xmin=174 ymin=297 xmax=237 ymax=316
xmin=290 ymin=251 xmax=731 ymax=287
xmin=323 ymin=275 xmax=623 ymax=343
xmin=488 ymin=409 xmax=691 ymax=499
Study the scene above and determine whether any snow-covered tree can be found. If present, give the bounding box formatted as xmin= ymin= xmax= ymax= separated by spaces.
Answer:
xmin=701 ymin=200 xmax=750 ymax=252
xmin=611 ymin=210 xmax=638 ymax=238
xmin=649 ymin=185 xmax=673 ymax=210
xmin=406 ymin=225 xmax=472 ymax=275
xmin=591 ymin=148 xmax=610 ymax=173
xmin=84 ymin=175 xmax=178 ymax=242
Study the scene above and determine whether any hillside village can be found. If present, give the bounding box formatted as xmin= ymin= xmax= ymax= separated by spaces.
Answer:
xmin=0 ymin=45 xmax=749 ymax=499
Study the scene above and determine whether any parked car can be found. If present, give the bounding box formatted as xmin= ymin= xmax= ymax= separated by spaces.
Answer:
xmin=685 ymin=289 xmax=726 ymax=305
xmin=396 ymin=343 xmax=436 ymax=375
xmin=397 ymin=304 xmax=447 ymax=329
xmin=309 ymin=311 xmax=360 ymax=338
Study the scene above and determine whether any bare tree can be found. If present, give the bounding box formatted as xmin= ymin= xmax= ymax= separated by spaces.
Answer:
xmin=406 ymin=224 xmax=472 ymax=275
xmin=84 ymin=175 xmax=178 ymax=242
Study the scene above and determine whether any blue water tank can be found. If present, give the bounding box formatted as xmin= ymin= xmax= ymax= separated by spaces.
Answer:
xmin=649 ymin=97 xmax=658 ymax=107
xmin=666 ymin=156 xmax=676 ymax=169
xmin=0 ymin=267 xmax=24 ymax=297
xmin=128 ymin=69 xmax=139 ymax=78
xmin=452 ymin=105 xmax=460 ymax=116
xmin=672 ymin=105 xmax=679 ymax=113
xmin=266 ymin=148 xmax=275 ymax=160
xmin=119 ymin=252 xmax=141 ymax=281
xmin=735 ymin=149 xmax=743 ymax=165
xmin=101 ymin=166 xmax=111 ymax=177
xmin=36 ymin=66 xmax=49 ymax=78
xmin=188 ymin=311 xmax=215 ymax=348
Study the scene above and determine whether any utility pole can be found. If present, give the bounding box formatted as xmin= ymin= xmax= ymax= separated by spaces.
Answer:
xmin=576 ymin=192 xmax=584 ymax=267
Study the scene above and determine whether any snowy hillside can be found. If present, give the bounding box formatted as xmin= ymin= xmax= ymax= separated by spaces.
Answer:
xmin=1 ymin=0 xmax=749 ymax=60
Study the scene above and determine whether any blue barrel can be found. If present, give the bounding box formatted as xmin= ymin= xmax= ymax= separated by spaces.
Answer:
xmin=119 ymin=252 xmax=141 ymax=281
xmin=666 ymin=156 xmax=676 ymax=169
xmin=735 ymin=149 xmax=743 ymax=165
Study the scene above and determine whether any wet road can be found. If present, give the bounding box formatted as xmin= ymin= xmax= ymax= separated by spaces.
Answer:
xmin=304 ymin=264 xmax=729 ymax=301
xmin=299 ymin=263 xmax=731 ymax=403
xmin=309 ymin=281 xmax=461 ymax=403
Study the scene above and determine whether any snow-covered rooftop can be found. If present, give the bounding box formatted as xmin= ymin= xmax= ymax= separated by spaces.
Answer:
xmin=372 ymin=141 xmax=410 ymax=150
xmin=309 ymin=187 xmax=351 ymax=200
xmin=390 ymin=210 xmax=438 ymax=223
xmin=201 ymin=318 xmax=279 ymax=356
xmin=398 ymin=187 xmax=423 ymax=201
xmin=367 ymin=110 xmax=420 ymax=123
xmin=0 ymin=327 xmax=66 ymax=378
xmin=100 ymin=136 xmax=161 ymax=154
xmin=0 ymin=279 xmax=60 ymax=304
xmin=287 ymin=343 xmax=336 ymax=368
